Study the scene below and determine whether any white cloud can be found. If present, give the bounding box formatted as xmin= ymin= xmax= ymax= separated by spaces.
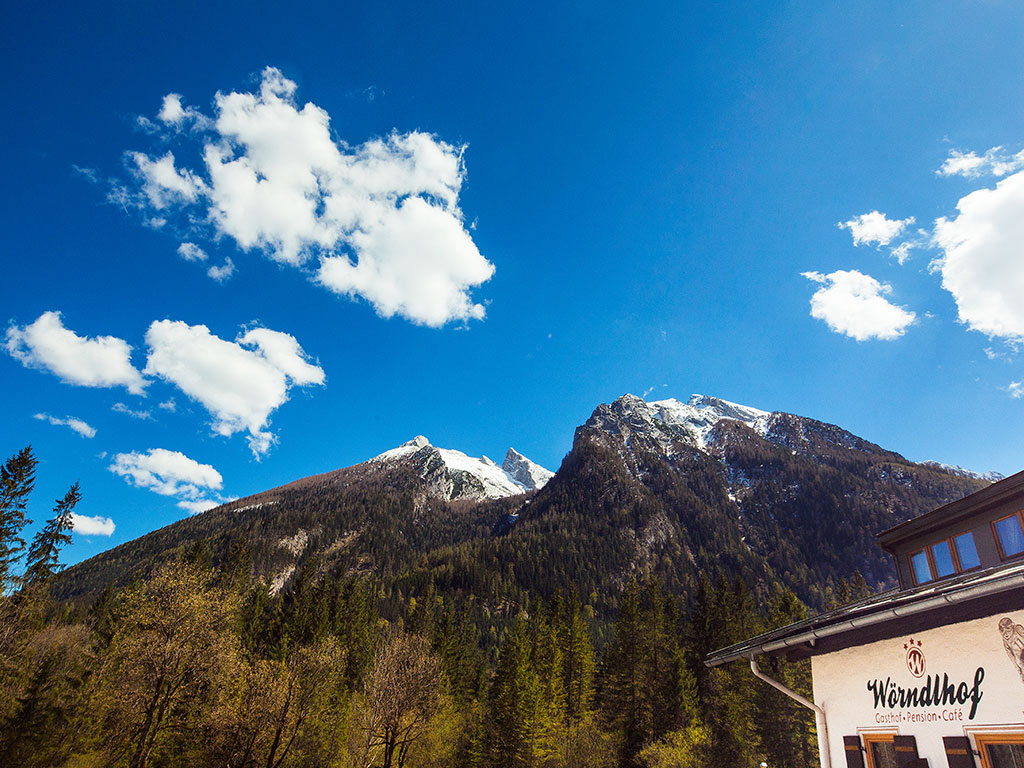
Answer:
xmin=938 ymin=147 xmax=1024 ymax=179
xmin=889 ymin=241 xmax=915 ymax=266
xmin=316 ymin=196 xmax=493 ymax=325
xmin=110 ymin=448 xmax=223 ymax=503
xmin=1008 ymin=381 xmax=1024 ymax=399
xmin=6 ymin=311 xmax=147 ymax=394
xmin=177 ymin=242 xmax=208 ymax=262
xmin=838 ymin=211 xmax=915 ymax=247
xmin=124 ymin=67 xmax=493 ymax=326
xmin=143 ymin=320 xmax=324 ymax=456
xmin=158 ymin=398 xmax=177 ymax=411
xmin=802 ymin=270 xmax=916 ymax=341
xmin=34 ymin=412 xmax=96 ymax=438
xmin=932 ymin=170 xmax=1024 ymax=342
xmin=71 ymin=512 xmax=115 ymax=536
xmin=176 ymin=499 xmax=221 ymax=515
xmin=207 ymin=258 xmax=235 ymax=282
xmin=129 ymin=151 xmax=207 ymax=210
xmin=112 ymin=402 xmax=153 ymax=420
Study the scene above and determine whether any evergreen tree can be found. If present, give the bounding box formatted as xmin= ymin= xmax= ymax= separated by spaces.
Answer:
xmin=485 ymin=616 xmax=541 ymax=768
xmin=0 ymin=447 xmax=38 ymax=593
xmin=23 ymin=483 xmax=80 ymax=588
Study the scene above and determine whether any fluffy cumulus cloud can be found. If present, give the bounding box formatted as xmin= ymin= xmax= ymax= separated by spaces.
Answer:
xmin=124 ymin=67 xmax=493 ymax=326
xmin=110 ymin=448 xmax=225 ymax=513
xmin=838 ymin=211 xmax=914 ymax=247
xmin=932 ymin=170 xmax=1024 ymax=342
xmin=802 ymin=270 xmax=916 ymax=341
xmin=143 ymin=320 xmax=325 ymax=456
xmin=6 ymin=311 xmax=147 ymax=394
xmin=34 ymin=412 xmax=96 ymax=438
xmin=70 ymin=513 xmax=115 ymax=536
xmin=938 ymin=146 xmax=1024 ymax=179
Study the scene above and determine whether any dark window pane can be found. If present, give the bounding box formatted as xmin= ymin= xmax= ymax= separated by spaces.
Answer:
xmin=954 ymin=532 xmax=981 ymax=570
xmin=930 ymin=540 xmax=956 ymax=577
xmin=869 ymin=741 xmax=898 ymax=768
xmin=995 ymin=516 xmax=1024 ymax=557
xmin=910 ymin=551 xmax=932 ymax=584
xmin=986 ymin=743 xmax=1024 ymax=768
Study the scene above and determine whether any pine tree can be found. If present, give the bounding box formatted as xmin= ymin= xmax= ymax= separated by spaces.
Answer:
xmin=485 ymin=616 xmax=541 ymax=768
xmin=0 ymin=447 xmax=38 ymax=593
xmin=23 ymin=483 xmax=80 ymax=588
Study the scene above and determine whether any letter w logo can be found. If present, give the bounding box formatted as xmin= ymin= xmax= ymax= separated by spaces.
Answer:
xmin=907 ymin=647 xmax=926 ymax=678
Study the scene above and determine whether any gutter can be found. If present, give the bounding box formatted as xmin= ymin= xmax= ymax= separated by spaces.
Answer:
xmin=749 ymin=656 xmax=831 ymax=768
xmin=707 ymin=569 xmax=1024 ymax=668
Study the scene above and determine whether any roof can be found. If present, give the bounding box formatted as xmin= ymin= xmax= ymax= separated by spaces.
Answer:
xmin=705 ymin=558 xmax=1024 ymax=667
xmin=876 ymin=468 xmax=1024 ymax=551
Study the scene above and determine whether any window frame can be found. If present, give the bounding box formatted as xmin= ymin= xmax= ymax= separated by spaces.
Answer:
xmin=991 ymin=511 xmax=1024 ymax=562
xmin=908 ymin=530 xmax=983 ymax=585
xmin=862 ymin=732 xmax=897 ymax=768
xmin=975 ymin=731 xmax=1024 ymax=768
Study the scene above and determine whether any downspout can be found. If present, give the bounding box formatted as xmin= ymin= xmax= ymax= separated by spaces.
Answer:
xmin=749 ymin=655 xmax=831 ymax=768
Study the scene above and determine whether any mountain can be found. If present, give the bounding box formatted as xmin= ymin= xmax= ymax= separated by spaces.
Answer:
xmin=55 ymin=394 xmax=989 ymax=616
xmin=371 ymin=436 xmax=552 ymax=500
xmin=485 ymin=393 xmax=989 ymax=608
xmin=502 ymin=447 xmax=555 ymax=490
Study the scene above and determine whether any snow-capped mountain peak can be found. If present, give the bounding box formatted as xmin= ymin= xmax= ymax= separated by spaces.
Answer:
xmin=578 ymin=392 xmax=778 ymax=466
xmin=503 ymin=448 xmax=555 ymax=491
xmin=648 ymin=394 xmax=771 ymax=449
xmin=372 ymin=437 xmax=552 ymax=500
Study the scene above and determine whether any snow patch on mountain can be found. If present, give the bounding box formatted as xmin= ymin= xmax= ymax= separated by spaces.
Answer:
xmin=503 ymin=448 xmax=555 ymax=491
xmin=373 ymin=436 xmax=552 ymax=500
xmin=584 ymin=393 xmax=771 ymax=459
xmin=920 ymin=461 xmax=1003 ymax=483
xmin=648 ymin=394 xmax=771 ymax=449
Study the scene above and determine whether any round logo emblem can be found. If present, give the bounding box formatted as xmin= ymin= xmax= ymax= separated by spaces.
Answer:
xmin=906 ymin=645 xmax=926 ymax=678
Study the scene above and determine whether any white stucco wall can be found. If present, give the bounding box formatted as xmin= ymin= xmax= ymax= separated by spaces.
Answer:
xmin=811 ymin=609 xmax=1024 ymax=767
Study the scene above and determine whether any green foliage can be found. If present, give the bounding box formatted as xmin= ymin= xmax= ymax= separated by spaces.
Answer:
xmin=0 ymin=446 xmax=38 ymax=593
xmin=24 ymin=483 xmax=81 ymax=588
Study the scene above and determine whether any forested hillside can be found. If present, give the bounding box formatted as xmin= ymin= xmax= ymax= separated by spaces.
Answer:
xmin=7 ymin=395 xmax=992 ymax=765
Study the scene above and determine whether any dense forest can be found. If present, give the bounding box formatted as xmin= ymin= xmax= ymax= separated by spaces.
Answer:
xmin=0 ymin=445 xmax=890 ymax=767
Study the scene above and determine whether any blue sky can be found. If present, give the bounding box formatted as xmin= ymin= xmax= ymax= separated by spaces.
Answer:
xmin=4 ymin=1 xmax=1024 ymax=564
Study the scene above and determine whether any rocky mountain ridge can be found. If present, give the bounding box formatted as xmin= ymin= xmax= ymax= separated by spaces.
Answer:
xmin=55 ymin=392 xmax=993 ymax=613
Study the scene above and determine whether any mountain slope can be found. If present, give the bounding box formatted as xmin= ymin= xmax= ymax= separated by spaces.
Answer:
xmin=56 ymin=394 xmax=989 ymax=615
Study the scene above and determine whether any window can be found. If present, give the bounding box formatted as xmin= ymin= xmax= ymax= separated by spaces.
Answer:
xmin=862 ymin=733 xmax=897 ymax=768
xmin=976 ymin=733 xmax=1024 ymax=768
xmin=954 ymin=532 xmax=981 ymax=570
xmin=910 ymin=549 xmax=932 ymax=584
xmin=993 ymin=513 xmax=1024 ymax=560
xmin=931 ymin=539 xmax=956 ymax=577
xmin=909 ymin=531 xmax=982 ymax=584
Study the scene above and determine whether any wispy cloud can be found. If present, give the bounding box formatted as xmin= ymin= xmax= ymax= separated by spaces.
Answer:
xmin=207 ymin=258 xmax=235 ymax=282
xmin=112 ymin=402 xmax=153 ymax=420
xmin=34 ymin=412 xmax=96 ymax=438
xmin=938 ymin=146 xmax=1024 ymax=179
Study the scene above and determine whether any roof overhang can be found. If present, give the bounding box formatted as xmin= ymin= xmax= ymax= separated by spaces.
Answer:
xmin=705 ymin=560 xmax=1024 ymax=667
